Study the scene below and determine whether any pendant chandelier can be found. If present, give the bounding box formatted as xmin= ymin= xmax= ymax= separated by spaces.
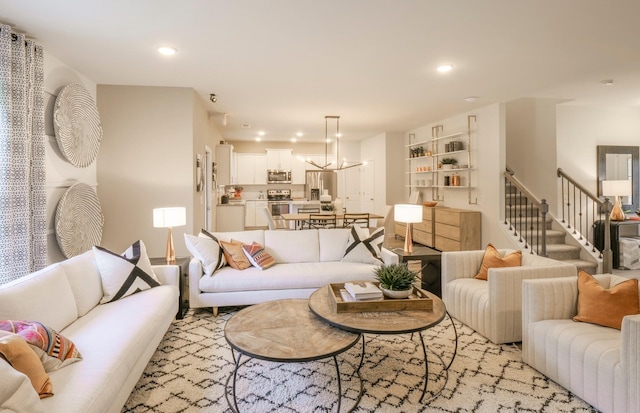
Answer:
xmin=305 ymin=115 xmax=364 ymax=170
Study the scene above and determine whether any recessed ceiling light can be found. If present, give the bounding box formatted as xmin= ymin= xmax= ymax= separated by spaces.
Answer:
xmin=326 ymin=138 xmax=331 ymax=143
xmin=290 ymin=138 xmax=297 ymax=143
xmin=601 ymin=79 xmax=615 ymax=86
xmin=464 ymin=96 xmax=478 ymax=102
xmin=296 ymin=132 xmax=303 ymax=137
xmin=437 ymin=64 xmax=454 ymax=73
xmin=258 ymin=131 xmax=265 ymax=136
xmin=255 ymin=137 xmax=262 ymax=142
xmin=157 ymin=46 xmax=177 ymax=56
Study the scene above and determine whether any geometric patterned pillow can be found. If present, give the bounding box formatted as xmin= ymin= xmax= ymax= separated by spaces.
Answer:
xmin=93 ymin=240 xmax=160 ymax=304
xmin=341 ymin=226 xmax=385 ymax=265
xmin=242 ymin=242 xmax=275 ymax=270
xmin=0 ymin=320 xmax=82 ymax=372
xmin=199 ymin=229 xmax=228 ymax=267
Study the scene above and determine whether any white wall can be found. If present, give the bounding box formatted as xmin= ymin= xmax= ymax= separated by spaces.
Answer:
xmin=406 ymin=104 xmax=512 ymax=248
xmin=43 ymin=51 xmax=98 ymax=263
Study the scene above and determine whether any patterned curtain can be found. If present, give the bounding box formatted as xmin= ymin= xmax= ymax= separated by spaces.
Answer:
xmin=0 ymin=24 xmax=46 ymax=284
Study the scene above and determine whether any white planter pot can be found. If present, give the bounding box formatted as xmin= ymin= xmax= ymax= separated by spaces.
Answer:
xmin=381 ymin=288 xmax=412 ymax=299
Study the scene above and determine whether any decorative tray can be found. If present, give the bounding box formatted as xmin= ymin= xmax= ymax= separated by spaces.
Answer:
xmin=327 ymin=282 xmax=433 ymax=313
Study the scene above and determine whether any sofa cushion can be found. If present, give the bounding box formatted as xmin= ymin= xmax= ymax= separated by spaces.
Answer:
xmin=0 ymin=354 xmax=46 ymax=413
xmin=264 ymin=230 xmax=320 ymax=263
xmin=199 ymin=261 xmax=377 ymax=293
xmin=58 ymin=251 xmax=103 ymax=318
xmin=184 ymin=232 xmax=226 ymax=276
xmin=318 ymin=228 xmax=351 ymax=262
xmin=342 ymin=226 xmax=384 ymax=265
xmin=242 ymin=242 xmax=275 ymax=270
xmin=0 ymin=265 xmax=78 ymax=333
xmin=220 ymin=240 xmax=252 ymax=270
xmin=573 ymin=270 xmax=640 ymax=329
xmin=0 ymin=332 xmax=53 ymax=398
xmin=94 ymin=240 xmax=161 ymax=304
xmin=0 ymin=320 xmax=82 ymax=372
xmin=475 ymin=244 xmax=522 ymax=280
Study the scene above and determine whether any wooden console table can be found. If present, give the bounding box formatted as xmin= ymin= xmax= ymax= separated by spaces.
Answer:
xmin=594 ymin=219 xmax=640 ymax=269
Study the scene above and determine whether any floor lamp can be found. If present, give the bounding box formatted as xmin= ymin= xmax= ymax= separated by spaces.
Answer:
xmin=602 ymin=180 xmax=631 ymax=221
xmin=394 ymin=204 xmax=423 ymax=254
xmin=153 ymin=207 xmax=187 ymax=263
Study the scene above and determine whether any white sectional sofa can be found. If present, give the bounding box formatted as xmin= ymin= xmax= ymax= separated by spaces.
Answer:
xmin=441 ymin=249 xmax=577 ymax=344
xmin=188 ymin=228 xmax=397 ymax=314
xmin=0 ymin=250 xmax=179 ymax=413
xmin=522 ymin=275 xmax=640 ymax=413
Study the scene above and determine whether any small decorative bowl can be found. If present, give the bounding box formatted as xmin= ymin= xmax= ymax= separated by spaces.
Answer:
xmin=423 ymin=201 xmax=438 ymax=207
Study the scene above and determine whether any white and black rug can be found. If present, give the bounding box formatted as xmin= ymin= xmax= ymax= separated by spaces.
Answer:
xmin=123 ymin=307 xmax=598 ymax=413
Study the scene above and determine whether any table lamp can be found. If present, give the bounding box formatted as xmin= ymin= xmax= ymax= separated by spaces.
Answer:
xmin=602 ymin=180 xmax=631 ymax=221
xmin=394 ymin=204 xmax=423 ymax=254
xmin=153 ymin=207 xmax=186 ymax=263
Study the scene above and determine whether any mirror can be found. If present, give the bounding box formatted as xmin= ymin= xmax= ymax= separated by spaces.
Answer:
xmin=597 ymin=145 xmax=639 ymax=211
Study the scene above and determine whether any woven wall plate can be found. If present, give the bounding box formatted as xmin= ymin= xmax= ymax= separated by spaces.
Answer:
xmin=55 ymin=183 xmax=104 ymax=258
xmin=53 ymin=83 xmax=103 ymax=167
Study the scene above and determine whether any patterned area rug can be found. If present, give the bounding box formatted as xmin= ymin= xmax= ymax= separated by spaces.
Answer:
xmin=123 ymin=307 xmax=598 ymax=413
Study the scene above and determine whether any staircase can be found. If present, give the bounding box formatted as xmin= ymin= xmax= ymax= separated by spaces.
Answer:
xmin=505 ymin=184 xmax=599 ymax=274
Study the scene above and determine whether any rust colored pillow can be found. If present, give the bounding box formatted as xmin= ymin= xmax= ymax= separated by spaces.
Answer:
xmin=573 ymin=270 xmax=640 ymax=329
xmin=474 ymin=243 xmax=522 ymax=280
xmin=219 ymin=239 xmax=252 ymax=270
xmin=0 ymin=332 xmax=53 ymax=398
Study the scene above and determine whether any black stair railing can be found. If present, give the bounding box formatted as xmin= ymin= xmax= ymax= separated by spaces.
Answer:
xmin=557 ymin=168 xmax=612 ymax=273
xmin=504 ymin=167 xmax=549 ymax=257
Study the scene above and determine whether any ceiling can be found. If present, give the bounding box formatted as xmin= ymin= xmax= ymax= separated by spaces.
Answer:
xmin=2 ymin=0 xmax=640 ymax=142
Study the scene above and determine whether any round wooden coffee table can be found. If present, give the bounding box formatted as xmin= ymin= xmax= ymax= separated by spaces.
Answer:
xmin=308 ymin=286 xmax=456 ymax=403
xmin=224 ymin=299 xmax=362 ymax=412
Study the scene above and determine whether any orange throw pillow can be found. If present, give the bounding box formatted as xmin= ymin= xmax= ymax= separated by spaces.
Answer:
xmin=0 ymin=332 xmax=53 ymax=398
xmin=474 ymin=243 xmax=522 ymax=280
xmin=573 ymin=270 xmax=640 ymax=329
xmin=219 ymin=239 xmax=252 ymax=270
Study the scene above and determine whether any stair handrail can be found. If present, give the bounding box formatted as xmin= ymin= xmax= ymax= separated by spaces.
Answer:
xmin=504 ymin=167 xmax=549 ymax=256
xmin=557 ymin=168 xmax=612 ymax=273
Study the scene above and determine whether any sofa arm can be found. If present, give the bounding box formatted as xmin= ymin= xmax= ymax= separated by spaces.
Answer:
xmin=381 ymin=247 xmax=399 ymax=265
xmin=441 ymin=250 xmax=485 ymax=284
xmin=188 ymin=257 xmax=204 ymax=306
xmin=522 ymin=276 xmax=578 ymax=326
xmin=621 ymin=314 xmax=640 ymax=412
xmin=152 ymin=265 xmax=179 ymax=288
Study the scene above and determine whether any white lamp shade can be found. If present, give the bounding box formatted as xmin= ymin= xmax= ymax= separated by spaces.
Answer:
xmin=602 ymin=180 xmax=632 ymax=197
xmin=394 ymin=204 xmax=423 ymax=223
xmin=153 ymin=207 xmax=186 ymax=228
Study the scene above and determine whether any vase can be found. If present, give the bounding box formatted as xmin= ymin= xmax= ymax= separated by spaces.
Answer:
xmin=381 ymin=288 xmax=412 ymax=299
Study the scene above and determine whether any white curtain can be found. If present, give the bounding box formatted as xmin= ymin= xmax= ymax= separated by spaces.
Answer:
xmin=0 ymin=24 xmax=46 ymax=284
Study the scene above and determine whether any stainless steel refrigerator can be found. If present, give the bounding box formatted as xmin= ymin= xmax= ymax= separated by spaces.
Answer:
xmin=305 ymin=170 xmax=337 ymax=201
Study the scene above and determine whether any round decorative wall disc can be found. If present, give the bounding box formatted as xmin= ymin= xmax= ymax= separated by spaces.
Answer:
xmin=55 ymin=182 xmax=104 ymax=258
xmin=53 ymin=83 xmax=103 ymax=167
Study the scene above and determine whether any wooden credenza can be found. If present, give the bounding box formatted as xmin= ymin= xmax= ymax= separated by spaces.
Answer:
xmin=395 ymin=206 xmax=481 ymax=252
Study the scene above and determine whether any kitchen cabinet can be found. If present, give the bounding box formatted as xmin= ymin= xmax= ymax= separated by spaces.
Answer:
xmin=266 ymin=149 xmax=292 ymax=171
xmin=216 ymin=144 xmax=236 ymax=185
xmin=236 ymin=154 xmax=267 ymax=185
xmin=244 ymin=200 xmax=269 ymax=228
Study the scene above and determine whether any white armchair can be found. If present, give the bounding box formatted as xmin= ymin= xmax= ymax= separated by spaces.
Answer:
xmin=522 ymin=275 xmax=640 ymax=413
xmin=441 ymin=249 xmax=577 ymax=344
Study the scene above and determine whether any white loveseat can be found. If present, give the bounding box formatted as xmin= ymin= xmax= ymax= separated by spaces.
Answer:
xmin=522 ymin=275 xmax=640 ymax=413
xmin=188 ymin=228 xmax=397 ymax=314
xmin=0 ymin=250 xmax=179 ymax=413
xmin=441 ymin=249 xmax=577 ymax=344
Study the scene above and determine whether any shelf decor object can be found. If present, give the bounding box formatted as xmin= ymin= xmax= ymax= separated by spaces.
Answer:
xmin=394 ymin=204 xmax=423 ymax=254
xmin=53 ymin=83 xmax=103 ymax=167
xmin=55 ymin=182 xmax=104 ymax=258
xmin=153 ymin=207 xmax=187 ymax=263
xmin=602 ymin=180 xmax=631 ymax=221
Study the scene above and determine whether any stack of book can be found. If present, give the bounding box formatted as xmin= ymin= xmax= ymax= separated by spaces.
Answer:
xmin=341 ymin=282 xmax=383 ymax=301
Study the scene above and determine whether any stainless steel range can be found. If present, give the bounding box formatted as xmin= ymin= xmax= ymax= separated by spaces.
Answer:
xmin=267 ymin=189 xmax=292 ymax=226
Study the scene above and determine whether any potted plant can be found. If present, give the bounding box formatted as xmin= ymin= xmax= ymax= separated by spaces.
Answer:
xmin=373 ymin=263 xmax=418 ymax=299
xmin=441 ymin=158 xmax=458 ymax=170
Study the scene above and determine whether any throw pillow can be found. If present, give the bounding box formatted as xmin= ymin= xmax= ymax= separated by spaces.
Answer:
xmin=0 ymin=332 xmax=53 ymax=398
xmin=0 ymin=320 xmax=82 ymax=372
xmin=474 ymin=243 xmax=522 ymax=280
xmin=242 ymin=242 xmax=275 ymax=270
xmin=199 ymin=229 xmax=228 ymax=266
xmin=184 ymin=232 xmax=227 ymax=276
xmin=573 ymin=270 xmax=640 ymax=329
xmin=342 ymin=226 xmax=385 ymax=265
xmin=220 ymin=239 xmax=252 ymax=270
xmin=94 ymin=240 xmax=161 ymax=304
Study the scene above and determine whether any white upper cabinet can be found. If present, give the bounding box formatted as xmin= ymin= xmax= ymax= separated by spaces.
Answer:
xmin=236 ymin=154 xmax=267 ymax=185
xmin=266 ymin=149 xmax=292 ymax=170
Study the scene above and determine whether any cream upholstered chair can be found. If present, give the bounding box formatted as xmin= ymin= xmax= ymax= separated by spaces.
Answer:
xmin=522 ymin=275 xmax=640 ymax=413
xmin=441 ymin=248 xmax=577 ymax=344
xmin=261 ymin=207 xmax=289 ymax=230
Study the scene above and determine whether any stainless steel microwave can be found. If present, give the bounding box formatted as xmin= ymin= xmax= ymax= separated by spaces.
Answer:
xmin=267 ymin=170 xmax=291 ymax=184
